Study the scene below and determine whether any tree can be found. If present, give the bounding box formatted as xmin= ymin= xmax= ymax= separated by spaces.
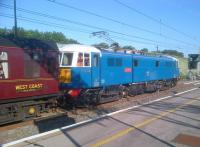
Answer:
xmin=110 ymin=42 xmax=120 ymax=49
xmin=0 ymin=27 xmax=79 ymax=44
xmin=162 ymin=50 xmax=184 ymax=57
xmin=122 ymin=45 xmax=135 ymax=50
xmin=93 ymin=42 xmax=109 ymax=49
xmin=141 ymin=48 xmax=148 ymax=53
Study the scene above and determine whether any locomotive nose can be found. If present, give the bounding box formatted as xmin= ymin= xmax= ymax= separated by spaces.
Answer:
xmin=59 ymin=68 xmax=72 ymax=83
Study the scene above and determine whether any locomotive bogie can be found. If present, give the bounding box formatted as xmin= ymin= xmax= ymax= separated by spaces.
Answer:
xmin=0 ymin=95 xmax=58 ymax=125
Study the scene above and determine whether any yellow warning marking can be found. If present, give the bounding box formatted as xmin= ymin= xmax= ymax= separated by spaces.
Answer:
xmin=91 ymin=98 xmax=199 ymax=147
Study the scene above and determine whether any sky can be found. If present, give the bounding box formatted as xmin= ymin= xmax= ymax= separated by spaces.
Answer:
xmin=0 ymin=0 xmax=200 ymax=56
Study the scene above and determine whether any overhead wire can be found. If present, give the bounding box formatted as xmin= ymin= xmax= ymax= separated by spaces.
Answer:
xmin=113 ymin=0 xmax=198 ymax=42
xmin=0 ymin=3 xmax=191 ymax=50
xmin=0 ymin=3 xmax=195 ymax=50
xmin=0 ymin=4 xmax=177 ymax=45
xmin=0 ymin=14 xmax=93 ymax=34
xmin=44 ymin=0 xmax=198 ymax=47
xmin=0 ymin=13 xmax=188 ymax=50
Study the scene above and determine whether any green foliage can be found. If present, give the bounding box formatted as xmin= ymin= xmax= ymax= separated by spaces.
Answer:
xmin=180 ymin=73 xmax=188 ymax=80
xmin=110 ymin=42 xmax=120 ymax=49
xmin=162 ymin=49 xmax=184 ymax=57
xmin=92 ymin=42 xmax=109 ymax=49
xmin=122 ymin=45 xmax=135 ymax=50
xmin=141 ymin=48 xmax=148 ymax=53
xmin=0 ymin=27 xmax=79 ymax=44
xmin=175 ymin=56 xmax=188 ymax=79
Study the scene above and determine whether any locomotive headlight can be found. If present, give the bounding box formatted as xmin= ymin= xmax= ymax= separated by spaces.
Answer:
xmin=28 ymin=107 xmax=36 ymax=115
xmin=59 ymin=68 xmax=72 ymax=83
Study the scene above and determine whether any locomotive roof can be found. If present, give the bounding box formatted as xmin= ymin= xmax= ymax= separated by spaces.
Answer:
xmin=101 ymin=51 xmax=178 ymax=61
xmin=0 ymin=36 xmax=59 ymax=50
xmin=132 ymin=54 xmax=177 ymax=60
xmin=58 ymin=44 xmax=101 ymax=53
xmin=56 ymin=43 xmax=177 ymax=62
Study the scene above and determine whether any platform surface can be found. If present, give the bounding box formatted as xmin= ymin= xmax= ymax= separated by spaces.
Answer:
xmin=11 ymin=89 xmax=200 ymax=147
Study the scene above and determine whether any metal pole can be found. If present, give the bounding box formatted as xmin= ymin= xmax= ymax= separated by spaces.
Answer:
xmin=14 ymin=0 xmax=17 ymax=37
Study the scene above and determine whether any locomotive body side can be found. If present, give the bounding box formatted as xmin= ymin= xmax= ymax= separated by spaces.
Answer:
xmin=0 ymin=46 xmax=58 ymax=101
xmin=132 ymin=55 xmax=179 ymax=83
xmin=0 ymin=37 xmax=60 ymax=125
xmin=58 ymin=44 xmax=180 ymax=105
xmin=100 ymin=52 xmax=132 ymax=86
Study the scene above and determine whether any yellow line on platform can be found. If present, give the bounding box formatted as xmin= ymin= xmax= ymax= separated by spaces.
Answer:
xmin=91 ymin=97 xmax=199 ymax=147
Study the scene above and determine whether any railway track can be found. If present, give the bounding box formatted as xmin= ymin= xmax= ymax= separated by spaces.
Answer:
xmin=0 ymin=109 xmax=68 ymax=132
xmin=0 ymin=81 xmax=197 ymax=144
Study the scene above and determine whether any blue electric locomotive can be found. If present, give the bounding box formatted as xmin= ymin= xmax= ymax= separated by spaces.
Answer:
xmin=58 ymin=44 xmax=179 ymax=105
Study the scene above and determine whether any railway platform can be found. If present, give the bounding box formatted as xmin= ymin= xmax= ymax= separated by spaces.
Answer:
xmin=2 ymin=86 xmax=200 ymax=147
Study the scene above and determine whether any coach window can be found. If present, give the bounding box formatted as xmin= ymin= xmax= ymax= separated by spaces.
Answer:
xmin=133 ymin=60 xmax=138 ymax=67
xmin=156 ymin=61 xmax=160 ymax=67
xmin=0 ymin=52 xmax=8 ymax=79
xmin=84 ymin=53 xmax=90 ymax=66
xmin=77 ymin=53 xmax=83 ymax=67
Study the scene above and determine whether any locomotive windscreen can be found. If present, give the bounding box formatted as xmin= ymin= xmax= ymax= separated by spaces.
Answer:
xmin=188 ymin=54 xmax=200 ymax=69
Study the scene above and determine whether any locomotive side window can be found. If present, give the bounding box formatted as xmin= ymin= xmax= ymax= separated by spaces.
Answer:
xmin=62 ymin=53 xmax=73 ymax=66
xmin=84 ymin=53 xmax=90 ymax=66
xmin=133 ymin=60 xmax=138 ymax=67
xmin=77 ymin=53 xmax=83 ymax=67
xmin=108 ymin=58 xmax=114 ymax=66
xmin=156 ymin=61 xmax=160 ymax=67
xmin=24 ymin=52 xmax=40 ymax=78
xmin=116 ymin=58 xmax=122 ymax=66
xmin=0 ymin=52 xmax=8 ymax=79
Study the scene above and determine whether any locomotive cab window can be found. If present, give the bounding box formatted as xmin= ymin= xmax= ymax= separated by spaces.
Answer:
xmin=62 ymin=52 xmax=73 ymax=66
xmin=156 ymin=61 xmax=160 ymax=67
xmin=77 ymin=53 xmax=83 ymax=67
xmin=84 ymin=53 xmax=90 ymax=66
xmin=0 ymin=52 xmax=8 ymax=79
xmin=59 ymin=53 xmax=62 ymax=64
